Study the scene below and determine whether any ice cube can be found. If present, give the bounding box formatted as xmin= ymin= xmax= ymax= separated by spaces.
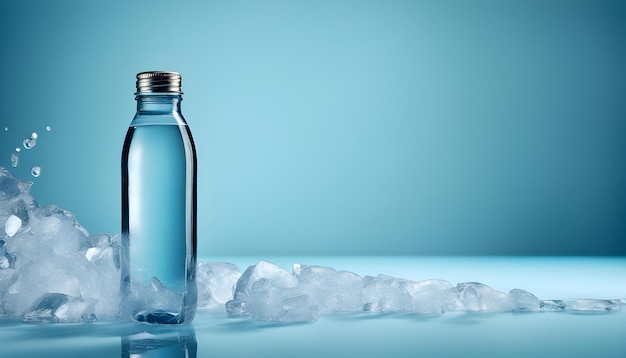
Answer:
xmin=408 ymin=279 xmax=453 ymax=315
xmin=566 ymin=299 xmax=622 ymax=312
xmin=226 ymin=261 xmax=317 ymax=322
xmin=3 ymin=253 xmax=85 ymax=316
xmin=363 ymin=275 xmax=414 ymax=313
xmin=85 ymin=246 xmax=108 ymax=263
xmin=21 ymin=292 xmax=97 ymax=323
xmin=443 ymin=282 xmax=512 ymax=312
xmin=82 ymin=234 xmax=120 ymax=318
xmin=229 ymin=261 xmax=298 ymax=308
xmin=0 ymin=255 xmax=10 ymax=270
xmin=10 ymin=199 xmax=30 ymax=232
xmin=540 ymin=299 xmax=622 ymax=312
xmin=121 ymin=277 xmax=186 ymax=323
xmin=293 ymin=264 xmax=363 ymax=313
xmin=85 ymin=234 xmax=117 ymax=264
xmin=0 ymin=243 xmax=14 ymax=270
xmin=539 ymin=299 xmax=566 ymax=311
xmin=248 ymin=280 xmax=318 ymax=322
xmin=3 ymin=215 xmax=21 ymax=237
xmin=508 ymin=289 xmax=540 ymax=312
xmin=26 ymin=205 xmax=91 ymax=255
xmin=0 ymin=167 xmax=23 ymax=200
xmin=363 ymin=275 xmax=452 ymax=314
xmin=0 ymin=268 xmax=16 ymax=313
xmin=197 ymin=262 xmax=241 ymax=308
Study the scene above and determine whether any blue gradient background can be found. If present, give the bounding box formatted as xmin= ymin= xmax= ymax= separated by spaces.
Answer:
xmin=0 ymin=0 xmax=624 ymax=256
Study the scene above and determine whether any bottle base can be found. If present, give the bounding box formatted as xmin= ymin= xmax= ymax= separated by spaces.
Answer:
xmin=133 ymin=310 xmax=186 ymax=324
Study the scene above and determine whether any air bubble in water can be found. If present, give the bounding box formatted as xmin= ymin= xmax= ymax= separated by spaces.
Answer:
xmin=11 ymin=153 xmax=19 ymax=168
xmin=23 ymin=132 xmax=38 ymax=149
xmin=31 ymin=165 xmax=41 ymax=177
xmin=4 ymin=127 xmax=7 ymax=131
xmin=15 ymin=147 xmax=21 ymax=152
xmin=46 ymin=125 xmax=51 ymax=132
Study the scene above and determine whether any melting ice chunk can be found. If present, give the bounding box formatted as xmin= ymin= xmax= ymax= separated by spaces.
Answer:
xmin=294 ymin=264 xmax=363 ymax=313
xmin=0 ymin=167 xmax=25 ymax=200
xmin=85 ymin=233 xmax=119 ymax=267
xmin=21 ymin=293 xmax=97 ymax=323
xmin=443 ymin=282 xmax=512 ymax=312
xmin=197 ymin=262 xmax=241 ymax=308
xmin=363 ymin=275 xmax=452 ymax=314
xmin=564 ymin=299 xmax=622 ymax=312
xmin=443 ymin=283 xmax=541 ymax=313
xmin=228 ymin=260 xmax=298 ymax=311
xmin=540 ymin=299 xmax=622 ymax=312
xmin=226 ymin=261 xmax=318 ymax=322
xmin=122 ymin=277 xmax=186 ymax=324
xmin=508 ymin=288 xmax=540 ymax=312
xmin=409 ymin=279 xmax=456 ymax=314
xmin=10 ymin=199 xmax=30 ymax=232
xmin=363 ymin=275 xmax=415 ymax=313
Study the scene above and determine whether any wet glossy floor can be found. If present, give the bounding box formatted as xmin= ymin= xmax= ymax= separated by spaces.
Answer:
xmin=2 ymin=257 xmax=625 ymax=357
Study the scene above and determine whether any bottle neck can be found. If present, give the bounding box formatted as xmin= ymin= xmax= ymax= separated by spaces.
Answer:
xmin=132 ymin=94 xmax=187 ymax=126
xmin=135 ymin=94 xmax=182 ymax=114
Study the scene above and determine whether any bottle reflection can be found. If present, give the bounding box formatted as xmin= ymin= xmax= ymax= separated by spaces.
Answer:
xmin=121 ymin=325 xmax=197 ymax=358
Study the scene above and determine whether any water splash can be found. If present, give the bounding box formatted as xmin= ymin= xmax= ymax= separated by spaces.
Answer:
xmin=5 ymin=128 xmax=47 ymax=180
xmin=10 ymin=153 xmax=19 ymax=168
xmin=30 ymin=165 xmax=41 ymax=177
xmin=22 ymin=132 xmax=38 ymax=149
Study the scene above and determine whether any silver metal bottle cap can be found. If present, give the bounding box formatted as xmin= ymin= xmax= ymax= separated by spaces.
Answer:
xmin=136 ymin=71 xmax=183 ymax=94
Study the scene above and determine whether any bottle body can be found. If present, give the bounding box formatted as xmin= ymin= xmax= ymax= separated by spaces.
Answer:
xmin=121 ymin=89 xmax=197 ymax=324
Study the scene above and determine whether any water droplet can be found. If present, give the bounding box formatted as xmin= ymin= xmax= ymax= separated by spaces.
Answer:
xmin=30 ymin=165 xmax=41 ymax=177
xmin=23 ymin=132 xmax=38 ymax=149
xmin=10 ymin=153 xmax=19 ymax=168
xmin=46 ymin=125 xmax=51 ymax=132
xmin=15 ymin=147 xmax=21 ymax=152
xmin=23 ymin=139 xmax=35 ymax=149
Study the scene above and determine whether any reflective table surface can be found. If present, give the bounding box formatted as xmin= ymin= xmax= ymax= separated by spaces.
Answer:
xmin=2 ymin=256 xmax=625 ymax=357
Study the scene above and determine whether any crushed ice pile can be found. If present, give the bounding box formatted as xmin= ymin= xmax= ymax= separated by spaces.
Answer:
xmin=0 ymin=166 xmax=622 ymax=324
xmin=0 ymin=166 xmax=119 ymax=322
xmin=221 ymin=261 xmax=621 ymax=322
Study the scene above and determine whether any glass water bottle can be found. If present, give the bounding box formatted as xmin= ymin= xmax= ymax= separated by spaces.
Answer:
xmin=121 ymin=71 xmax=197 ymax=324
